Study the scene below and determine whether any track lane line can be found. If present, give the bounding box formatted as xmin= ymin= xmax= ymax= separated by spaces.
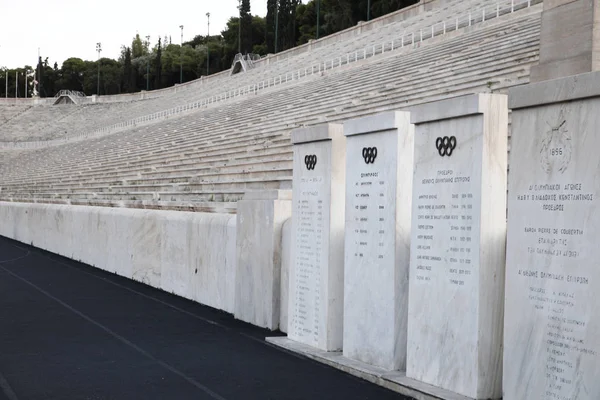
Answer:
xmin=6 ymin=241 xmax=229 ymax=330
xmin=0 ymin=259 xmax=227 ymax=400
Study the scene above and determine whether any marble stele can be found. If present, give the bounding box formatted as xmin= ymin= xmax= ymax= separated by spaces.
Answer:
xmin=342 ymin=111 xmax=414 ymax=371
xmin=504 ymin=71 xmax=600 ymax=400
xmin=406 ymin=94 xmax=507 ymax=399
xmin=287 ymin=123 xmax=346 ymax=351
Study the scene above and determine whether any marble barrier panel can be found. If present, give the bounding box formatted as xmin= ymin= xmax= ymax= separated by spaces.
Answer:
xmin=0 ymin=202 xmax=237 ymax=313
xmin=234 ymin=190 xmax=292 ymax=330
xmin=342 ymin=111 xmax=414 ymax=371
xmin=406 ymin=94 xmax=507 ymax=399
xmin=287 ymin=123 xmax=346 ymax=351
xmin=504 ymin=71 xmax=600 ymax=400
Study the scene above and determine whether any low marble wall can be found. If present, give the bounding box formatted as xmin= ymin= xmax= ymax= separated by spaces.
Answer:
xmin=0 ymin=202 xmax=237 ymax=314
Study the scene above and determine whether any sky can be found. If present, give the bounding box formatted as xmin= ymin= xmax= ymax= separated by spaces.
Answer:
xmin=0 ymin=0 xmax=268 ymax=69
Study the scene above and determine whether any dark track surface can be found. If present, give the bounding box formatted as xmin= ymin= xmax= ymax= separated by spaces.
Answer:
xmin=0 ymin=236 xmax=411 ymax=400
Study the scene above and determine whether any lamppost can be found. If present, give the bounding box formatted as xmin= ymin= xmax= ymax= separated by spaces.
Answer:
xmin=96 ymin=42 xmax=102 ymax=95
xmin=367 ymin=0 xmax=371 ymax=21
xmin=179 ymin=25 xmax=184 ymax=84
xmin=206 ymin=12 xmax=210 ymax=76
xmin=24 ymin=69 xmax=27 ymax=98
xmin=146 ymin=35 xmax=150 ymax=90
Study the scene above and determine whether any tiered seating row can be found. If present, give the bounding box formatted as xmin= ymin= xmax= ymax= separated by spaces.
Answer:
xmin=0 ymin=9 xmax=541 ymax=212
xmin=0 ymin=0 xmax=534 ymax=143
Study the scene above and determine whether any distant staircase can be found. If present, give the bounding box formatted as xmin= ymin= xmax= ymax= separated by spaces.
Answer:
xmin=231 ymin=54 xmax=261 ymax=75
xmin=53 ymin=90 xmax=86 ymax=105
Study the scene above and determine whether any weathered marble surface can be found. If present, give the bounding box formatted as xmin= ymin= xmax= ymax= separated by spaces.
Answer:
xmin=0 ymin=202 xmax=237 ymax=313
xmin=279 ymin=218 xmax=292 ymax=333
xmin=266 ymin=336 xmax=473 ymax=400
xmin=530 ymin=0 xmax=600 ymax=82
xmin=287 ymin=124 xmax=346 ymax=351
xmin=505 ymin=72 xmax=600 ymax=399
xmin=342 ymin=111 xmax=414 ymax=371
xmin=234 ymin=190 xmax=292 ymax=330
xmin=407 ymin=94 xmax=507 ymax=399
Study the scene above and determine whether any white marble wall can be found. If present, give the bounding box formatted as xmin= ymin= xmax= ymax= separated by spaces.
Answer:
xmin=0 ymin=202 xmax=237 ymax=313
xmin=287 ymin=124 xmax=346 ymax=351
xmin=406 ymin=94 xmax=507 ymax=399
xmin=342 ymin=111 xmax=414 ymax=371
xmin=234 ymin=190 xmax=292 ymax=330
xmin=504 ymin=71 xmax=600 ymax=400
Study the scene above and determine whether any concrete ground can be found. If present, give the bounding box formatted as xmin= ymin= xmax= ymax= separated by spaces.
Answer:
xmin=0 ymin=236 xmax=411 ymax=400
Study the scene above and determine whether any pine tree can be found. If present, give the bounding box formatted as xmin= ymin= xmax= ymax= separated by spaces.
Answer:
xmin=266 ymin=0 xmax=277 ymax=53
xmin=240 ymin=0 xmax=252 ymax=53
xmin=36 ymin=56 xmax=44 ymax=97
xmin=154 ymin=37 xmax=162 ymax=89
xmin=122 ymin=47 xmax=134 ymax=93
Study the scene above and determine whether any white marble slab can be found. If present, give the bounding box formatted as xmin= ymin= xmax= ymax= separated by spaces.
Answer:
xmin=234 ymin=190 xmax=292 ymax=330
xmin=287 ymin=124 xmax=346 ymax=351
xmin=342 ymin=111 xmax=414 ymax=371
xmin=407 ymin=94 xmax=507 ymax=399
xmin=504 ymin=73 xmax=600 ymax=400
xmin=266 ymin=336 xmax=473 ymax=400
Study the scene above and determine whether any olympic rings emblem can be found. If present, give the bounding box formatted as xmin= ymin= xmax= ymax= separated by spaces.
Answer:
xmin=435 ymin=136 xmax=457 ymax=157
xmin=305 ymin=154 xmax=317 ymax=170
xmin=362 ymin=147 xmax=378 ymax=164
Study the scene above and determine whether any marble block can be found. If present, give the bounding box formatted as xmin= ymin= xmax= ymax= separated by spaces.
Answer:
xmin=287 ymin=123 xmax=346 ymax=351
xmin=234 ymin=189 xmax=292 ymax=330
xmin=504 ymin=71 xmax=600 ymax=400
xmin=406 ymin=94 xmax=507 ymax=399
xmin=342 ymin=111 xmax=414 ymax=371
xmin=530 ymin=0 xmax=600 ymax=82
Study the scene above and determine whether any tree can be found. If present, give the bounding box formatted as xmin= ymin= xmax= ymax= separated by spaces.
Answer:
xmin=266 ymin=0 xmax=277 ymax=53
xmin=57 ymin=58 xmax=86 ymax=91
xmin=36 ymin=56 xmax=44 ymax=97
xmin=154 ymin=37 xmax=162 ymax=89
xmin=131 ymin=34 xmax=145 ymax=58
xmin=296 ymin=1 xmax=317 ymax=45
xmin=240 ymin=0 xmax=252 ymax=54
xmin=122 ymin=47 xmax=134 ymax=93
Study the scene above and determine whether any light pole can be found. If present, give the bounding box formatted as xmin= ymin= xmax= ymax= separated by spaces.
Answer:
xmin=4 ymin=68 xmax=7 ymax=98
xmin=24 ymin=69 xmax=27 ymax=98
xmin=96 ymin=42 xmax=102 ymax=95
xmin=206 ymin=12 xmax=210 ymax=76
xmin=146 ymin=35 xmax=150 ymax=90
xmin=367 ymin=0 xmax=371 ymax=21
xmin=179 ymin=25 xmax=184 ymax=84
xmin=238 ymin=0 xmax=242 ymax=54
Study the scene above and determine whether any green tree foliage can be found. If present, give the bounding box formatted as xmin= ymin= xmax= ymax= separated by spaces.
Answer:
xmin=131 ymin=34 xmax=146 ymax=58
xmin=122 ymin=47 xmax=134 ymax=93
xmin=240 ymin=0 xmax=253 ymax=54
xmin=3 ymin=0 xmax=417 ymax=98
xmin=266 ymin=0 xmax=277 ymax=53
xmin=154 ymin=37 xmax=163 ymax=89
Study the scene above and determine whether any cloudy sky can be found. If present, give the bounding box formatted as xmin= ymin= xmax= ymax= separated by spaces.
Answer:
xmin=0 ymin=0 xmax=268 ymax=69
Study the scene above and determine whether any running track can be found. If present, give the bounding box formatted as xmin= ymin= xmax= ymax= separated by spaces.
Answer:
xmin=0 ymin=236 xmax=410 ymax=400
